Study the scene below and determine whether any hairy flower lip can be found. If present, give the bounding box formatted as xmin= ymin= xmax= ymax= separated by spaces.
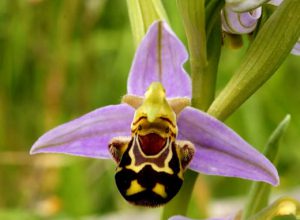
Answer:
xmin=30 ymin=20 xmax=279 ymax=187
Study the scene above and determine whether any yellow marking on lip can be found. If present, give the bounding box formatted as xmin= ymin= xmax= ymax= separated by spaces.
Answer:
xmin=126 ymin=180 xmax=146 ymax=196
xmin=116 ymin=167 xmax=122 ymax=173
xmin=152 ymin=183 xmax=167 ymax=198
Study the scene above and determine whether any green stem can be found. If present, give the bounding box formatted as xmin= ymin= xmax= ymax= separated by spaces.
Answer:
xmin=162 ymin=1 xmax=207 ymax=218
xmin=177 ymin=0 xmax=224 ymax=111
xmin=161 ymin=1 xmax=223 ymax=219
xmin=177 ymin=0 xmax=208 ymax=110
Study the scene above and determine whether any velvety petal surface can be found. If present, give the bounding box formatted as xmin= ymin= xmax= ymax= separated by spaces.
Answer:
xmin=221 ymin=6 xmax=261 ymax=34
xmin=127 ymin=21 xmax=191 ymax=98
xmin=30 ymin=104 xmax=134 ymax=159
xmin=177 ymin=107 xmax=279 ymax=186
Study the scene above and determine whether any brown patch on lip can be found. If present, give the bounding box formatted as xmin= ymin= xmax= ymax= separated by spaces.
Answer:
xmin=138 ymin=133 xmax=166 ymax=156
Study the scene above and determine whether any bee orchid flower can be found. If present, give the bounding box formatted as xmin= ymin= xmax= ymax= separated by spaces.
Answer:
xmin=30 ymin=21 xmax=279 ymax=206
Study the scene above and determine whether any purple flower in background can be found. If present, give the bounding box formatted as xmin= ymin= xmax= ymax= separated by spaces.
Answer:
xmin=30 ymin=21 xmax=279 ymax=206
xmin=221 ymin=6 xmax=262 ymax=34
xmin=221 ymin=0 xmax=300 ymax=55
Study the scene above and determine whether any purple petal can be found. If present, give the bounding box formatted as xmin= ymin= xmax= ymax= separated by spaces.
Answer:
xmin=291 ymin=38 xmax=300 ymax=56
xmin=221 ymin=7 xmax=261 ymax=34
xmin=127 ymin=21 xmax=191 ymax=98
xmin=30 ymin=104 xmax=134 ymax=159
xmin=177 ymin=107 xmax=279 ymax=186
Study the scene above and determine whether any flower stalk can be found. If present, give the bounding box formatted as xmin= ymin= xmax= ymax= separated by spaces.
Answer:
xmin=162 ymin=2 xmax=209 ymax=218
xmin=177 ymin=0 xmax=208 ymax=110
xmin=162 ymin=1 xmax=224 ymax=219
xmin=177 ymin=0 xmax=224 ymax=111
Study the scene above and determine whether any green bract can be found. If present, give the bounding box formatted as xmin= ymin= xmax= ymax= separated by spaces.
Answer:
xmin=126 ymin=0 xmax=168 ymax=47
xmin=208 ymin=0 xmax=300 ymax=120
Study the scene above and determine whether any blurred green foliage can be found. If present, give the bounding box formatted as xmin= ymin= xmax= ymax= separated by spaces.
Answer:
xmin=0 ymin=0 xmax=299 ymax=219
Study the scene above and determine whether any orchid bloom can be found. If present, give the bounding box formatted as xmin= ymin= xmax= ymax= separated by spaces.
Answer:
xmin=30 ymin=21 xmax=278 ymax=207
xmin=221 ymin=0 xmax=300 ymax=55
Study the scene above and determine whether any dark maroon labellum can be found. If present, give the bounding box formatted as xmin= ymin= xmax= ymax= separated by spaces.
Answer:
xmin=138 ymin=133 xmax=166 ymax=155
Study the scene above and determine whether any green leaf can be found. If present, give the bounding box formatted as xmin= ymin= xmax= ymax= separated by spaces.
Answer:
xmin=242 ymin=115 xmax=291 ymax=220
xmin=208 ymin=0 xmax=300 ymax=121
xmin=126 ymin=0 xmax=168 ymax=47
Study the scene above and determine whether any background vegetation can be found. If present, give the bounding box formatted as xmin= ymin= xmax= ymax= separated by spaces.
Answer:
xmin=0 ymin=0 xmax=299 ymax=219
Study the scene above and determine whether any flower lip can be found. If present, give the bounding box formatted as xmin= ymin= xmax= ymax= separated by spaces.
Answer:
xmin=138 ymin=133 xmax=166 ymax=155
